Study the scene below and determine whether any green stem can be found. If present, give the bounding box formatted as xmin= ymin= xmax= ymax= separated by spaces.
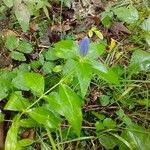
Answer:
xmin=46 ymin=128 xmax=57 ymax=150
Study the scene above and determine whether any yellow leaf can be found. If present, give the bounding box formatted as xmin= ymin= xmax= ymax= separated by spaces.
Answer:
xmin=109 ymin=38 xmax=117 ymax=52
xmin=91 ymin=26 xmax=97 ymax=32
xmin=88 ymin=30 xmax=93 ymax=38
xmin=94 ymin=30 xmax=103 ymax=40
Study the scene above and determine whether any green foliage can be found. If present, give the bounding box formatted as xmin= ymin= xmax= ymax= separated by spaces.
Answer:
xmin=27 ymin=106 xmax=60 ymax=129
xmin=113 ymin=5 xmax=139 ymax=23
xmin=128 ymin=49 xmax=150 ymax=75
xmin=4 ymin=91 xmax=30 ymax=111
xmin=59 ymin=84 xmax=83 ymax=136
xmin=24 ymin=72 xmax=45 ymax=96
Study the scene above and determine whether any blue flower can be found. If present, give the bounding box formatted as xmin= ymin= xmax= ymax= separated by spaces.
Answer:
xmin=79 ymin=36 xmax=90 ymax=57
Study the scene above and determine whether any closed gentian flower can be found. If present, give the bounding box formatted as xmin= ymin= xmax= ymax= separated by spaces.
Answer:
xmin=79 ymin=36 xmax=90 ymax=57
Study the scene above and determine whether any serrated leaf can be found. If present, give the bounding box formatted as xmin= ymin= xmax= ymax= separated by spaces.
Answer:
xmin=10 ymin=51 xmax=26 ymax=61
xmin=59 ymin=84 xmax=83 ymax=136
xmin=5 ymin=114 xmax=20 ymax=150
xmin=4 ymin=91 xmax=30 ymax=111
xmin=3 ymin=0 xmax=13 ymax=7
xmin=27 ymin=106 xmax=60 ymax=129
xmin=128 ymin=50 xmax=150 ymax=75
xmin=24 ymin=72 xmax=44 ymax=96
xmin=12 ymin=72 xmax=29 ymax=91
xmin=113 ymin=5 xmax=139 ymax=23
xmin=5 ymin=35 xmax=18 ymax=51
xmin=15 ymin=3 xmax=30 ymax=32
xmin=75 ymin=61 xmax=93 ymax=98
xmin=18 ymin=40 xmax=33 ymax=54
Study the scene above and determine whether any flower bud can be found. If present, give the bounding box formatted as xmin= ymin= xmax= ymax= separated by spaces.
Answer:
xmin=79 ymin=36 xmax=90 ymax=57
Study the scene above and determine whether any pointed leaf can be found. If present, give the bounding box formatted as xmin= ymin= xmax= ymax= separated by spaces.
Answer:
xmin=5 ymin=114 xmax=20 ymax=150
xmin=59 ymin=84 xmax=83 ymax=136
xmin=27 ymin=106 xmax=60 ymax=129
xmin=75 ymin=61 xmax=93 ymax=98
xmin=4 ymin=91 xmax=30 ymax=111
xmin=24 ymin=72 xmax=44 ymax=96
xmin=15 ymin=3 xmax=30 ymax=32
xmin=92 ymin=61 xmax=119 ymax=84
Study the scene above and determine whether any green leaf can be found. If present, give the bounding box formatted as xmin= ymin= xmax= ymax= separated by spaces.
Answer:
xmin=103 ymin=118 xmax=116 ymax=129
xmin=27 ymin=106 xmax=60 ymax=129
xmin=145 ymin=35 xmax=150 ymax=46
xmin=0 ymin=79 xmax=10 ymax=100
xmin=19 ymin=118 xmax=39 ymax=128
xmin=4 ymin=91 xmax=30 ymax=111
xmin=10 ymin=51 xmax=26 ymax=61
xmin=75 ymin=61 xmax=93 ymax=98
xmin=0 ymin=112 xmax=4 ymax=123
xmin=17 ymin=139 xmax=34 ymax=147
xmin=12 ymin=71 xmax=29 ymax=91
xmin=120 ymin=124 xmax=150 ymax=150
xmin=141 ymin=17 xmax=150 ymax=31
xmin=113 ymin=5 xmax=139 ymax=23
xmin=24 ymin=72 xmax=45 ymax=96
xmin=98 ymin=134 xmax=119 ymax=149
xmin=99 ymin=95 xmax=110 ymax=106
xmin=59 ymin=84 xmax=83 ymax=136
xmin=128 ymin=49 xmax=150 ymax=75
xmin=44 ymin=48 xmax=58 ymax=61
xmin=91 ymin=61 xmax=119 ymax=84
xmin=5 ymin=35 xmax=18 ymax=51
xmin=55 ymin=40 xmax=77 ymax=59
xmin=53 ymin=65 xmax=63 ymax=73
xmin=42 ymin=61 xmax=54 ymax=74
xmin=44 ymin=92 xmax=62 ymax=115
xmin=15 ymin=3 xmax=30 ymax=32
xmin=87 ymin=41 xmax=106 ymax=60
xmin=18 ymin=40 xmax=33 ymax=54
xmin=5 ymin=114 xmax=20 ymax=150
xmin=95 ymin=121 xmax=105 ymax=131
xmin=3 ymin=0 xmax=13 ymax=7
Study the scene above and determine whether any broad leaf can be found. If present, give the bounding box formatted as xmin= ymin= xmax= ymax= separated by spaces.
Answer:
xmin=75 ymin=61 xmax=93 ymax=98
xmin=91 ymin=61 xmax=119 ymax=84
xmin=120 ymin=124 xmax=150 ymax=150
xmin=10 ymin=51 xmax=26 ymax=61
xmin=59 ymin=84 xmax=83 ymax=136
xmin=98 ymin=134 xmax=119 ymax=149
xmin=24 ymin=72 xmax=45 ymax=96
xmin=128 ymin=49 xmax=150 ymax=75
xmin=18 ymin=40 xmax=33 ymax=54
xmin=4 ymin=91 xmax=30 ymax=111
xmin=3 ymin=0 xmax=13 ymax=7
xmin=27 ymin=106 xmax=60 ymax=129
xmin=55 ymin=40 xmax=77 ymax=59
xmin=5 ymin=114 xmax=20 ymax=150
xmin=113 ymin=5 xmax=139 ymax=23
xmin=15 ymin=3 xmax=30 ymax=32
xmin=5 ymin=35 xmax=18 ymax=51
xmin=141 ymin=17 xmax=150 ymax=31
xmin=17 ymin=139 xmax=34 ymax=147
